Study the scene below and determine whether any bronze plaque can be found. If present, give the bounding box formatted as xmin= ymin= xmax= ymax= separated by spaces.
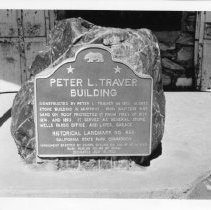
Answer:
xmin=34 ymin=45 xmax=153 ymax=157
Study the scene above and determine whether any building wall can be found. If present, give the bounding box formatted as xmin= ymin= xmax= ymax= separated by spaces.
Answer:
xmin=0 ymin=10 xmax=200 ymax=91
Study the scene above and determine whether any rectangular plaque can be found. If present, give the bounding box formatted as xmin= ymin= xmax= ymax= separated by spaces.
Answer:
xmin=34 ymin=45 xmax=153 ymax=157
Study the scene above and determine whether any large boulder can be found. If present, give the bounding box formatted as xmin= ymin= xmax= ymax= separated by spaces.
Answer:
xmin=11 ymin=18 xmax=165 ymax=168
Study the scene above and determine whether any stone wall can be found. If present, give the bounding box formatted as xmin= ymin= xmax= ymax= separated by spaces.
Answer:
xmin=54 ymin=11 xmax=196 ymax=91
xmin=154 ymin=12 xmax=196 ymax=90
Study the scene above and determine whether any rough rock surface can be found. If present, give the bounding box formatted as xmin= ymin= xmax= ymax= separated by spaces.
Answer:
xmin=162 ymin=58 xmax=185 ymax=72
xmin=11 ymin=18 xmax=165 ymax=168
xmin=176 ymin=32 xmax=194 ymax=46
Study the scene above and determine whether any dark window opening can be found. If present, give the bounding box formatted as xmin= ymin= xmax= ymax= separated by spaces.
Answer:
xmin=56 ymin=10 xmax=182 ymax=31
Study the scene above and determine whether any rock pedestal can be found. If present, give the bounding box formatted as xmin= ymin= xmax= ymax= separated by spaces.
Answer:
xmin=11 ymin=18 xmax=165 ymax=168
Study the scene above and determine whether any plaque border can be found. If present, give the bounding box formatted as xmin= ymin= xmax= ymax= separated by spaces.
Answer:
xmin=34 ymin=44 xmax=153 ymax=158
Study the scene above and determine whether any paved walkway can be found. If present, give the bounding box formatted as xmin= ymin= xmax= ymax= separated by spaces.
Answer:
xmin=0 ymin=92 xmax=211 ymax=198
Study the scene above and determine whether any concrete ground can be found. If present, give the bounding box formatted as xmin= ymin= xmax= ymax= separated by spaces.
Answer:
xmin=0 ymin=92 xmax=211 ymax=198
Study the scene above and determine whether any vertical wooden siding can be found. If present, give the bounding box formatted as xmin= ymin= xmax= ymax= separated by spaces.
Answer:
xmin=0 ymin=10 xmax=55 ymax=92
xmin=195 ymin=11 xmax=211 ymax=91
